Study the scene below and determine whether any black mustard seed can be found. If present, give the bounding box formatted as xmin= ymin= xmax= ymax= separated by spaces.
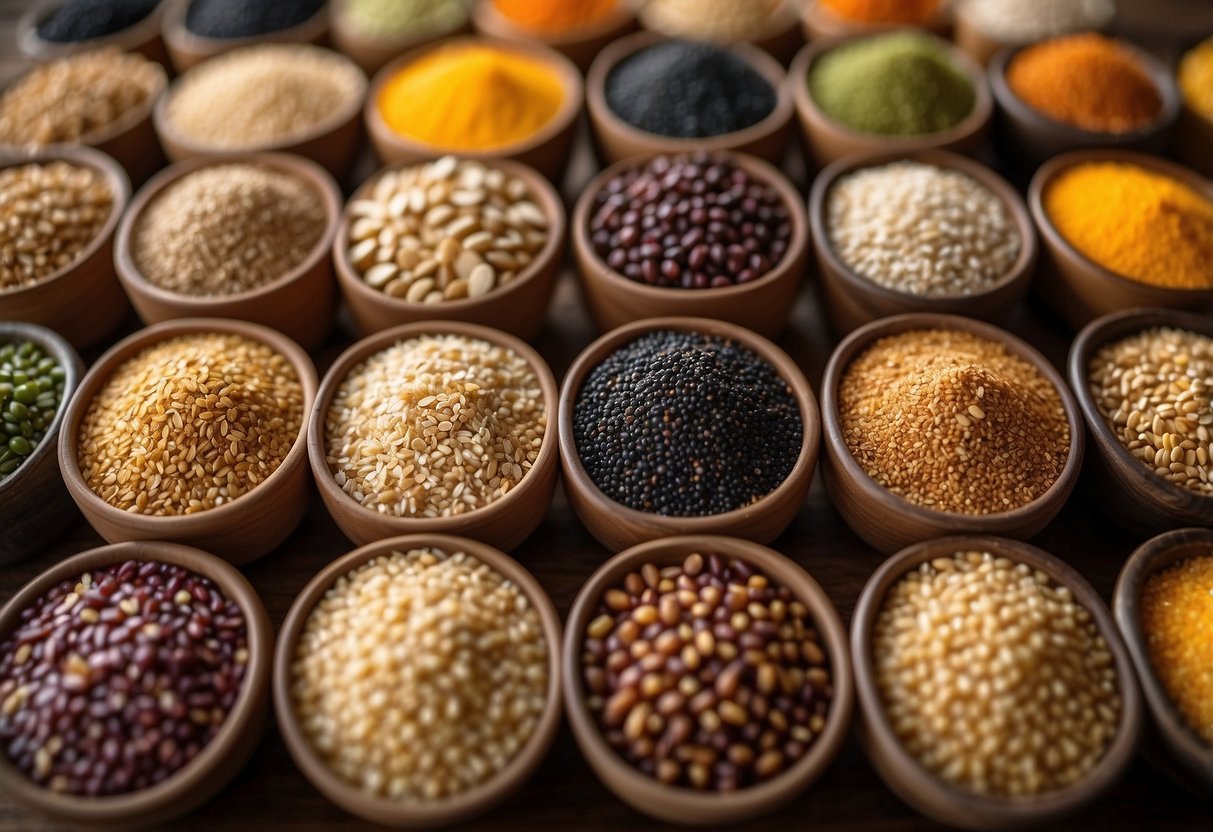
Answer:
xmin=185 ymin=0 xmax=325 ymax=39
xmin=37 ymin=0 xmax=160 ymax=43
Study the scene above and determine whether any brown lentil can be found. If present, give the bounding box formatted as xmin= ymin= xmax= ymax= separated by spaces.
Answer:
xmin=874 ymin=551 xmax=1122 ymax=797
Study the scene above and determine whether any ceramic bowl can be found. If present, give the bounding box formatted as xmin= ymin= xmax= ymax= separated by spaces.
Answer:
xmin=801 ymin=0 xmax=951 ymax=42
xmin=635 ymin=0 xmax=804 ymax=65
xmin=572 ymin=151 xmax=808 ymax=339
xmin=586 ymin=31 xmax=795 ymax=168
xmin=333 ymin=157 xmax=565 ymax=341
xmin=0 ymin=322 xmax=83 ymax=565
xmin=953 ymin=0 xmax=1115 ymax=67
xmin=365 ymin=36 xmax=582 ymax=184
xmin=57 ymin=318 xmax=318 ymax=564
xmin=1028 ymin=150 xmax=1213 ymax=329
xmin=1114 ymin=528 xmax=1213 ymax=798
xmin=562 ymin=534 xmax=853 ymax=825
xmin=0 ymin=540 xmax=272 ymax=830
xmin=790 ymin=32 xmax=991 ymax=169
xmin=273 ymin=533 xmax=563 ymax=827
xmin=17 ymin=0 xmax=169 ymax=66
xmin=1067 ymin=308 xmax=1213 ymax=535
xmin=852 ymin=535 xmax=1142 ymax=830
xmin=161 ymin=0 xmax=330 ymax=73
xmin=820 ymin=313 xmax=1084 ymax=554
xmin=808 ymin=148 xmax=1036 ymax=335
xmin=308 ymin=321 xmax=560 ymax=551
xmin=0 ymin=146 xmax=132 ymax=349
xmin=331 ymin=0 xmax=472 ymax=75
xmin=557 ymin=317 xmax=820 ymax=552
xmin=472 ymin=0 xmax=640 ymax=72
xmin=114 ymin=152 xmax=342 ymax=352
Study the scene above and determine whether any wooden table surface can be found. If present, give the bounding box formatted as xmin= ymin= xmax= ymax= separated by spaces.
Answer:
xmin=1 ymin=2 xmax=1210 ymax=830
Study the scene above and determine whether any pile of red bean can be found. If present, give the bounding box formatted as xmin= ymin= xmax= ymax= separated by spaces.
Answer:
xmin=0 ymin=560 xmax=248 ymax=796
xmin=588 ymin=152 xmax=792 ymax=290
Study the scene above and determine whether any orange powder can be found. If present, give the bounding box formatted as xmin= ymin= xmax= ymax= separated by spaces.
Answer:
xmin=820 ymin=0 xmax=939 ymax=23
xmin=493 ymin=0 xmax=618 ymax=33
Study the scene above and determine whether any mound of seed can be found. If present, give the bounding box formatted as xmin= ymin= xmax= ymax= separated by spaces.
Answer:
xmin=583 ymin=552 xmax=833 ymax=792
xmin=187 ymin=0 xmax=325 ymax=39
xmin=827 ymin=161 xmax=1021 ymax=297
xmin=326 ymin=335 xmax=545 ymax=518
xmin=346 ymin=156 xmax=548 ymax=303
xmin=588 ymin=152 xmax=792 ymax=290
xmin=0 ymin=49 xmax=161 ymax=147
xmin=839 ymin=329 xmax=1070 ymax=514
xmin=132 ymin=163 xmax=327 ymax=297
xmin=874 ymin=550 xmax=1122 ymax=797
xmin=0 ymin=560 xmax=248 ymax=797
xmin=0 ymin=341 xmax=65 ymax=480
xmin=78 ymin=333 xmax=304 ymax=516
xmin=1088 ymin=326 xmax=1212 ymax=495
xmin=292 ymin=548 xmax=548 ymax=801
xmin=574 ymin=330 xmax=801 ymax=516
xmin=37 ymin=0 xmax=160 ymax=42
xmin=1 ymin=161 xmax=113 ymax=290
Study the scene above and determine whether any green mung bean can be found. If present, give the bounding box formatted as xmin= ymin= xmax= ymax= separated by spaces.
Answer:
xmin=0 ymin=341 xmax=65 ymax=480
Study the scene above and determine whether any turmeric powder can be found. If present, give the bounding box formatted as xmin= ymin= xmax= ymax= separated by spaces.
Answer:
xmin=376 ymin=44 xmax=564 ymax=150
xmin=493 ymin=0 xmax=617 ymax=33
xmin=1044 ymin=162 xmax=1213 ymax=290
xmin=1179 ymin=36 xmax=1213 ymax=122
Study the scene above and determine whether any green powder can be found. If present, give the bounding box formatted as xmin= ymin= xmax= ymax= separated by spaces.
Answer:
xmin=345 ymin=0 xmax=467 ymax=38
xmin=808 ymin=32 xmax=976 ymax=136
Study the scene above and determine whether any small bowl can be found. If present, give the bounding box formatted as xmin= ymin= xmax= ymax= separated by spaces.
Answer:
xmin=562 ymin=534 xmax=854 ymax=825
xmin=334 ymin=157 xmax=565 ymax=341
xmin=57 ymin=318 xmax=319 ymax=564
xmin=801 ymin=0 xmax=951 ymax=42
xmin=308 ymin=321 xmax=560 ymax=551
xmin=1028 ymin=150 xmax=1213 ymax=329
xmin=586 ymin=31 xmax=795 ymax=168
xmin=0 ymin=540 xmax=272 ymax=830
xmin=365 ymin=36 xmax=582 ymax=184
xmin=472 ymin=0 xmax=640 ymax=72
xmin=852 ymin=535 xmax=1142 ymax=830
xmin=17 ymin=0 xmax=170 ymax=67
xmin=161 ymin=0 xmax=330 ymax=73
xmin=0 ymin=322 xmax=83 ymax=565
xmin=572 ymin=151 xmax=808 ymax=339
xmin=636 ymin=0 xmax=804 ymax=65
xmin=953 ymin=0 xmax=1115 ymax=67
xmin=808 ymin=148 xmax=1036 ymax=335
xmin=1114 ymin=528 xmax=1213 ymax=798
xmin=557 ymin=317 xmax=820 ymax=552
xmin=1067 ymin=308 xmax=1213 ymax=535
xmin=331 ymin=0 xmax=472 ymax=75
xmin=114 ymin=152 xmax=342 ymax=352
xmin=790 ymin=32 xmax=992 ymax=169
xmin=820 ymin=313 xmax=1084 ymax=554
xmin=989 ymin=42 xmax=1180 ymax=173
xmin=274 ymin=532 xmax=563 ymax=827
xmin=0 ymin=146 xmax=132 ymax=349
xmin=153 ymin=44 xmax=366 ymax=181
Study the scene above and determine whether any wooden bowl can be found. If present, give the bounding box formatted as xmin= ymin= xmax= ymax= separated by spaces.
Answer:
xmin=0 ymin=322 xmax=83 ymax=565
xmin=789 ymin=32 xmax=991 ymax=170
xmin=562 ymin=534 xmax=854 ymax=825
xmin=585 ymin=31 xmax=795 ymax=168
xmin=557 ymin=317 xmax=820 ymax=552
xmin=365 ymin=36 xmax=582 ymax=184
xmin=1067 ymin=308 xmax=1213 ymax=535
xmin=1114 ymin=528 xmax=1213 ymax=798
xmin=0 ymin=146 xmax=132 ymax=349
xmin=572 ymin=151 xmax=808 ymax=339
xmin=161 ymin=0 xmax=330 ymax=73
xmin=953 ymin=0 xmax=1115 ymax=67
xmin=807 ymin=148 xmax=1036 ymax=335
xmin=471 ymin=0 xmax=640 ymax=72
xmin=153 ymin=44 xmax=366 ymax=180
xmin=820 ymin=313 xmax=1085 ymax=554
xmin=330 ymin=0 xmax=471 ymax=75
xmin=851 ymin=535 xmax=1142 ymax=830
xmin=57 ymin=318 xmax=319 ymax=564
xmin=17 ymin=0 xmax=169 ymax=67
xmin=988 ymin=42 xmax=1180 ymax=174
xmin=1028 ymin=150 xmax=1213 ymax=329
xmin=114 ymin=152 xmax=342 ymax=352
xmin=273 ymin=532 xmax=563 ymax=827
xmin=801 ymin=0 xmax=951 ymax=42
xmin=0 ymin=540 xmax=272 ymax=830
xmin=333 ymin=158 xmax=565 ymax=341
xmin=308 ymin=321 xmax=560 ymax=551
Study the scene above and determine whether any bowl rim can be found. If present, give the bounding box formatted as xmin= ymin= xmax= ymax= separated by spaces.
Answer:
xmin=17 ymin=0 xmax=166 ymax=57
xmin=1028 ymin=149 xmax=1213 ymax=302
xmin=471 ymin=0 xmax=638 ymax=49
xmin=820 ymin=311 xmax=1086 ymax=528
xmin=571 ymin=150 xmax=808 ymax=303
xmin=851 ymin=534 xmax=1143 ymax=826
xmin=0 ymin=540 xmax=272 ymax=825
xmin=306 ymin=319 xmax=561 ymax=537
xmin=161 ymin=0 xmax=330 ymax=53
xmin=272 ymin=532 xmax=564 ymax=826
xmin=556 ymin=316 xmax=820 ymax=532
xmin=113 ymin=151 xmax=342 ymax=307
xmin=561 ymin=533 xmax=854 ymax=823
xmin=332 ymin=156 xmax=565 ymax=315
xmin=56 ymin=317 xmax=319 ymax=534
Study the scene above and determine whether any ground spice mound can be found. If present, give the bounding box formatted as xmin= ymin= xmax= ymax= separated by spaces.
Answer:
xmin=839 ymin=329 xmax=1070 ymax=514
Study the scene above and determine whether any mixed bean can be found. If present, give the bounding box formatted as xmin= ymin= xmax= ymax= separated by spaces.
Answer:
xmin=0 ymin=341 xmax=65 ymax=481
